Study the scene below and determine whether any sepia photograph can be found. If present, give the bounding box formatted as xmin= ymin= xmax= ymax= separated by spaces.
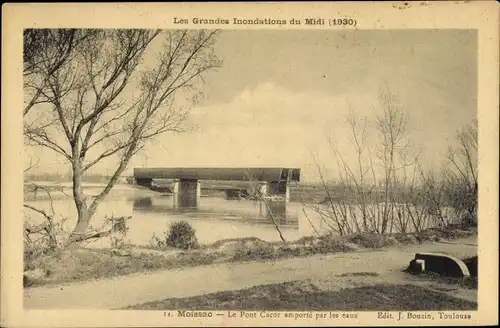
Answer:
xmin=2 ymin=2 xmax=498 ymax=327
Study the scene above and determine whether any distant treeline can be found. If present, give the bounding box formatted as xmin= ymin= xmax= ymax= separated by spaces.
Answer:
xmin=289 ymin=182 xmax=461 ymax=207
xmin=24 ymin=172 xmax=124 ymax=183
xmin=290 ymin=183 xmax=376 ymax=203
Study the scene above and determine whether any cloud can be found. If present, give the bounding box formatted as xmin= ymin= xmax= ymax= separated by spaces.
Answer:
xmin=132 ymin=82 xmax=382 ymax=180
xmin=194 ymin=81 xmax=377 ymax=129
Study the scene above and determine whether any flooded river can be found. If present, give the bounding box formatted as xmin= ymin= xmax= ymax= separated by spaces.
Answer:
xmin=24 ymin=184 xmax=330 ymax=247
xmin=24 ymin=183 xmax=452 ymax=248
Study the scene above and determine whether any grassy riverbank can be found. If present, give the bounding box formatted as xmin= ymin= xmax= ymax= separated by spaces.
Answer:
xmin=124 ymin=281 xmax=477 ymax=311
xmin=24 ymin=226 xmax=477 ymax=288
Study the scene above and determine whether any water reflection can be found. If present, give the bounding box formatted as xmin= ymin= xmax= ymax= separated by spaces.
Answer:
xmin=132 ymin=195 xmax=296 ymax=226
xmin=25 ymin=184 xmax=451 ymax=247
xmin=133 ymin=197 xmax=153 ymax=207
xmin=25 ymin=186 xmax=317 ymax=246
xmin=258 ymin=201 xmax=290 ymax=224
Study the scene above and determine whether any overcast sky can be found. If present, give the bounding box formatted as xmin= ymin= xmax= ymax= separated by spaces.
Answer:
xmin=28 ymin=29 xmax=477 ymax=182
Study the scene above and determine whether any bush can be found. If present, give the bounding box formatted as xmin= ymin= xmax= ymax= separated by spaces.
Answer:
xmin=348 ymin=233 xmax=385 ymax=248
xmin=296 ymin=236 xmax=316 ymax=245
xmin=24 ymin=238 xmax=57 ymax=271
xmin=382 ymin=236 xmax=400 ymax=247
xmin=316 ymin=234 xmax=355 ymax=253
xmin=439 ymin=226 xmax=476 ymax=240
xmin=232 ymin=240 xmax=276 ymax=261
xmin=165 ymin=221 xmax=199 ymax=250
xmin=394 ymin=233 xmax=418 ymax=245
xmin=416 ymin=228 xmax=443 ymax=243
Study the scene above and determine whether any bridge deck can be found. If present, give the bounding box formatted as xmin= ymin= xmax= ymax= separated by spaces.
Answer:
xmin=134 ymin=167 xmax=300 ymax=182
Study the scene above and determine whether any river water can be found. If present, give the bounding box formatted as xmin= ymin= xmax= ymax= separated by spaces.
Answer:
xmin=24 ymin=183 xmax=455 ymax=248
xmin=23 ymin=184 xmax=331 ymax=247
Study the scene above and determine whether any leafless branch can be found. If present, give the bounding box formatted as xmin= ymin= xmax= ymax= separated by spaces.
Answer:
xmin=24 ymin=157 xmax=40 ymax=173
xmin=24 ymin=29 xmax=221 ymax=245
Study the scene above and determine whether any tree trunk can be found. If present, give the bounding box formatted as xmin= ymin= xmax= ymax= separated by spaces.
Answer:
xmin=67 ymin=159 xmax=90 ymax=246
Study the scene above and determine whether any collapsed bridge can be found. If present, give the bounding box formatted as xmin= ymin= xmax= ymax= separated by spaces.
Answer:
xmin=132 ymin=167 xmax=301 ymax=209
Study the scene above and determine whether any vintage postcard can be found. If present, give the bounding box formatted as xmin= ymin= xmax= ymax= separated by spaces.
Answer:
xmin=1 ymin=1 xmax=499 ymax=327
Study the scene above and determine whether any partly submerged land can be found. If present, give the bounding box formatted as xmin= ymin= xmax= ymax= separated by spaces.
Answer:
xmin=24 ymin=231 xmax=477 ymax=310
xmin=23 ymin=180 xmax=478 ymax=310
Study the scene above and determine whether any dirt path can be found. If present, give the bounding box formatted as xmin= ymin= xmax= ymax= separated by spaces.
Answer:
xmin=24 ymin=237 xmax=477 ymax=309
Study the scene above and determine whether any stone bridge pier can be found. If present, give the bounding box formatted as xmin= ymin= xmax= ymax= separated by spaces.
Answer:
xmin=172 ymin=179 xmax=201 ymax=209
xmin=259 ymin=181 xmax=290 ymax=203
xmin=258 ymin=181 xmax=290 ymax=220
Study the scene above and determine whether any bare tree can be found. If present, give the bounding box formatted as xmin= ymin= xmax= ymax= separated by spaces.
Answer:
xmin=23 ymin=29 xmax=95 ymax=116
xmin=443 ymin=120 xmax=478 ymax=225
xmin=373 ymin=85 xmax=420 ymax=234
xmin=337 ymin=109 xmax=373 ymax=233
xmin=309 ymin=108 xmax=377 ymax=236
xmin=311 ymin=86 xmax=420 ymax=236
xmin=24 ymin=29 xmax=221 ymax=245
xmin=400 ymin=164 xmax=432 ymax=234
xmin=23 ymin=30 xmax=93 ymax=175
xmin=24 ymin=185 xmax=59 ymax=251
xmin=307 ymin=153 xmax=355 ymax=236
xmin=418 ymin=165 xmax=449 ymax=227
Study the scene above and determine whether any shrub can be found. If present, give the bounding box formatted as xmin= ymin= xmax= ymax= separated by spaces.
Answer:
xmin=316 ymin=234 xmax=354 ymax=253
xmin=348 ymin=233 xmax=385 ymax=248
xmin=277 ymin=244 xmax=303 ymax=257
xmin=416 ymin=228 xmax=443 ymax=242
xmin=165 ymin=221 xmax=199 ymax=250
xmin=108 ymin=216 xmax=131 ymax=249
xmin=296 ymin=236 xmax=316 ymax=245
xmin=24 ymin=238 xmax=57 ymax=271
xmin=149 ymin=233 xmax=169 ymax=249
xmin=394 ymin=233 xmax=418 ymax=245
xmin=437 ymin=226 xmax=476 ymax=240
xmin=231 ymin=240 xmax=276 ymax=261
xmin=382 ymin=236 xmax=400 ymax=247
